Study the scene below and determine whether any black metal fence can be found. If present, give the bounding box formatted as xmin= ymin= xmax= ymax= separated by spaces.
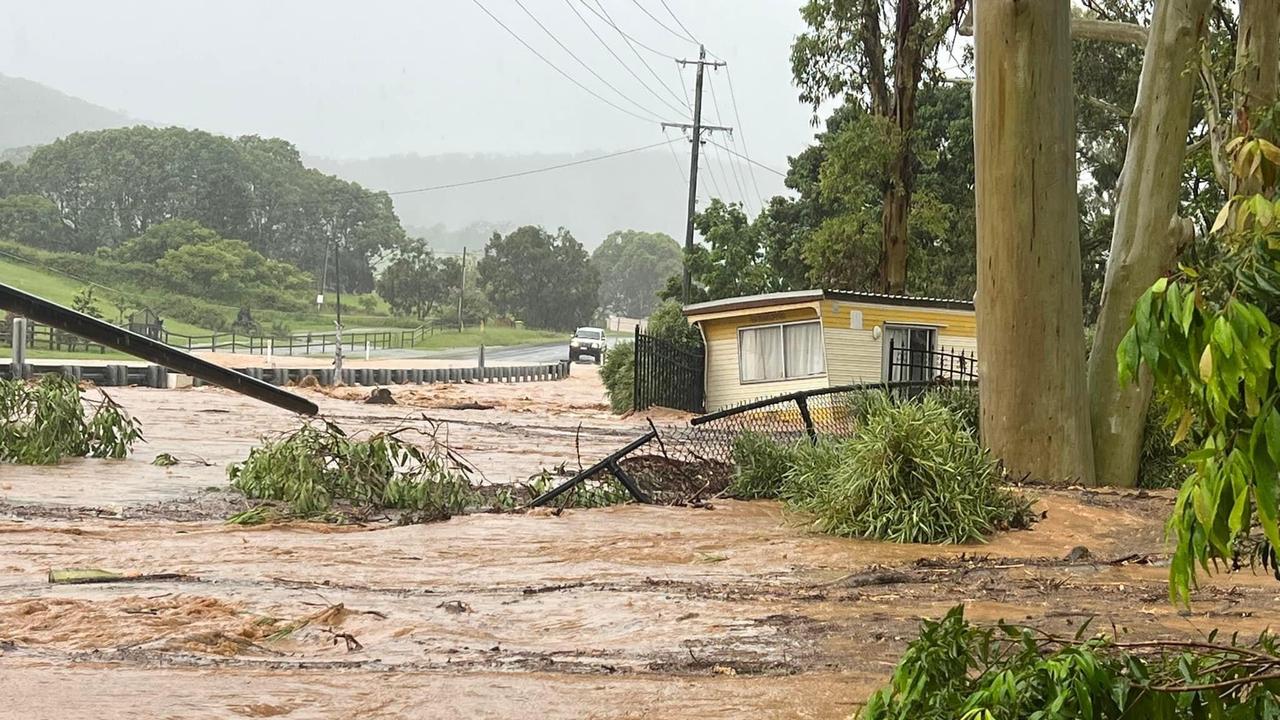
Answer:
xmin=632 ymin=327 xmax=705 ymax=413
xmin=887 ymin=343 xmax=977 ymax=384
xmin=532 ymin=378 xmax=977 ymax=508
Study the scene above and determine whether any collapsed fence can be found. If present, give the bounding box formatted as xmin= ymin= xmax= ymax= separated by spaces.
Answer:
xmin=531 ymin=345 xmax=979 ymax=507
xmin=530 ymin=379 xmax=977 ymax=508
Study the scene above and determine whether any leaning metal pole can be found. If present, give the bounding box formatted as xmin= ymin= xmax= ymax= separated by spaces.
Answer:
xmin=0 ymin=282 xmax=318 ymax=415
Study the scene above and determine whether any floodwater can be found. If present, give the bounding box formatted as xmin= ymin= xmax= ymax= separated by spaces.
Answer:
xmin=2 ymin=375 xmax=1280 ymax=718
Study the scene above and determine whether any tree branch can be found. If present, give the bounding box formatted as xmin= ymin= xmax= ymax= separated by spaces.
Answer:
xmin=959 ymin=12 xmax=1146 ymax=46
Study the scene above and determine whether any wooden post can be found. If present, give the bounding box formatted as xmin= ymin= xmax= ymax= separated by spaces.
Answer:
xmin=975 ymin=0 xmax=1096 ymax=485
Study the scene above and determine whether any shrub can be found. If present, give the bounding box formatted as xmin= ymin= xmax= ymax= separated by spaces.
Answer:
xmin=923 ymin=383 xmax=979 ymax=434
xmin=729 ymin=431 xmax=800 ymax=499
xmin=800 ymin=396 xmax=1032 ymax=544
xmin=1137 ymin=398 xmax=1190 ymax=490
xmin=600 ymin=340 xmax=634 ymax=413
xmin=863 ymin=605 xmax=1280 ymax=719
xmin=646 ymin=299 xmax=703 ymax=348
xmin=229 ymin=421 xmax=479 ymax=521
xmin=0 ymin=375 xmax=142 ymax=464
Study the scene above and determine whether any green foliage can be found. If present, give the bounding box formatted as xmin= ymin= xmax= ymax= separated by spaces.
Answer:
xmin=110 ymin=219 xmax=220 ymax=265
xmin=1118 ymin=136 xmax=1280 ymax=603
xmin=0 ymin=193 xmax=68 ymax=251
xmin=924 ymin=383 xmax=979 ymax=435
xmin=1138 ymin=398 xmax=1191 ymax=490
xmin=70 ymin=286 xmax=102 ymax=319
xmin=156 ymin=237 xmax=312 ymax=308
xmin=599 ymin=340 xmax=634 ymax=413
xmin=228 ymin=421 xmax=479 ymax=521
xmin=797 ymin=394 xmax=1032 ymax=544
xmin=729 ymin=432 xmax=800 ymax=500
xmin=863 ymin=605 xmax=1280 ymax=719
xmin=5 ymin=126 xmax=408 ymax=291
xmin=0 ymin=374 xmax=141 ymax=464
xmin=376 ymin=244 xmax=446 ymax=320
xmin=591 ymin=230 xmax=682 ymax=318
xmin=477 ymin=225 xmax=599 ymax=330
xmin=646 ymin=299 xmax=702 ymax=349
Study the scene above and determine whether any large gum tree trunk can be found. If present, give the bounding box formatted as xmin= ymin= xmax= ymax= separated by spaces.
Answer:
xmin=1087 ymin=0 xmax=1211 ymax=488
xmin=974 ymin=0 xmax=1096 ymax=485
xmin=1234 ymin=0 xmax=1279 ymax=133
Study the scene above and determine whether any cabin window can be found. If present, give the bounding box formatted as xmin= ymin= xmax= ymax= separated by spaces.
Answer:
xmin=739 ymin=320 xmax=825 ymax=383
xmin=883 ymin=325 xmax=938 ymax=382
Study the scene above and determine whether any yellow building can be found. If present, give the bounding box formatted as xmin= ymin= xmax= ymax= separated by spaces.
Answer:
xmin=683 ymin=290 xmax=977 ymax=412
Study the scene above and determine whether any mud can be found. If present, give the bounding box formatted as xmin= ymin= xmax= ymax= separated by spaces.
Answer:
xmin=3 ymin=381 xmax=1280 ymax=718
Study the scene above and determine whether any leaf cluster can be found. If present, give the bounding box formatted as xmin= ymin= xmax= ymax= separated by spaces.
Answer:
xmin=863 ymin=606 xmax=1280 ymax=719
xmin=0 ymin=374 xmax=141 ymax=464
xmin=1119 ymin=135 xmax=1280 ymax=602
xmin=228 ymin=421 xmax=479 ymax=521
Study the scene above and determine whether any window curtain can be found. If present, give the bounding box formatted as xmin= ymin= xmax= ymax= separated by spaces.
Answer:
xmin=740 ymin=326 xmax=784 ymax=381
xmin=784 ymin=322 xmax=825 ymax=377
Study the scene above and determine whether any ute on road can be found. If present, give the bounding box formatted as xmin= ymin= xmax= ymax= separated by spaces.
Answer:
xmin=568 ymin=326 xmax=607 ymax=364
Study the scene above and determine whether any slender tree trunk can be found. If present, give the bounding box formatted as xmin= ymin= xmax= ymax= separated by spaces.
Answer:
xmin=975 ymin=0 xmax=1095 ymax=485
xmin=1087 ymin=0 xmax=1211 ymax=488
xmin=879 ymin=177 xmax=910 ymax=294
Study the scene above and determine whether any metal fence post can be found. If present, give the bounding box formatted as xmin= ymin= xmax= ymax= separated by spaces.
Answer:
xmin=796 ymin=396 xmax=818 ymax=445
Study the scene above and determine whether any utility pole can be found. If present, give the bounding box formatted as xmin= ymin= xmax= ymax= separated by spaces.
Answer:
xmin=667 ymin=45 xmax=728 ymax=303
xmin=458 ymin=246 xmax=467 ymax=333
xmin=332 ymin=240 xmax=344 ymax=375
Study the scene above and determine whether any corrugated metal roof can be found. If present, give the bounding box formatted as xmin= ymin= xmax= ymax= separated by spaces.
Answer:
xmin=682 ymin=289 xmax=973 ymax=316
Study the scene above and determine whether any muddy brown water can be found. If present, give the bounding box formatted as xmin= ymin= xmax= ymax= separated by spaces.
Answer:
xmin=2 ymin=381 xmax=1279 ymax=718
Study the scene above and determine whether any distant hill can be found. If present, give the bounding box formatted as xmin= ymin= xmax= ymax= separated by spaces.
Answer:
xmin=309 ymin=149 xmax=780 ymax=251
xmin=0 ymin=74 xmax=140 ymax=152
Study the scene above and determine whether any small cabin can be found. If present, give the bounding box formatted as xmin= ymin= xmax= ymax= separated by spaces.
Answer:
xmin=683 ymin=290 xmax=977 ymax=412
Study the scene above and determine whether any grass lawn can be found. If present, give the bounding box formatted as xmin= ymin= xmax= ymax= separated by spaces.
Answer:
xmin=0 ymin=258 xmax=211 ymax=337
xmin=412 ymin=326 xmax=564 ymax=350
xmin=6 ymin=347 xmax=134 ymax=361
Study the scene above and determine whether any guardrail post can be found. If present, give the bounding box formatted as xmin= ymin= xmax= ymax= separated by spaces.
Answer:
xmin=11 ymin=317 xmax=26 ymax=380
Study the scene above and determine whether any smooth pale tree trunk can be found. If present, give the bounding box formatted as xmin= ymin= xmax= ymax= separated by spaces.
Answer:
xmin=1087 ymin=0 xmax=1211 ymax=488
xmin=1234 ymin=0 xmax=1279 ymax=134
xmin=974 ymin=0 xmax=1096 ymax=485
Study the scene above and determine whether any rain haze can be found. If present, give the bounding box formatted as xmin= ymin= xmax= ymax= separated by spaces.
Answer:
xmin=1 ymin=0 xmax=816 ymax=247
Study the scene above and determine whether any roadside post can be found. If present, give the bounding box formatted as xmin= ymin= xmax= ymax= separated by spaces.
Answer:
xmin=11 ymin=316 xmax=27 ymax=379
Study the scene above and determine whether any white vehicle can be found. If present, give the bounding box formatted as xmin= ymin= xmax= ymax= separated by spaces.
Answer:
xmin=569 ymin=327 xmax=607 ymax=363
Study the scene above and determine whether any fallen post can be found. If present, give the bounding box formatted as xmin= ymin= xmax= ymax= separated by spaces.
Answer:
xmin=0 ymin=282 xmax=318 ymax=415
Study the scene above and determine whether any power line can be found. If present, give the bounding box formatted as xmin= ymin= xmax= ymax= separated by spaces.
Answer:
xmin=630 ymin=0 xmax=698 ymax=44
xmin=706 ymin=73 xmax=749 ymax=209
xmin=661 ymin=128 xmax=688 ymax=185
xmin=562 ymin=0 xmax=688 ymax=116
xmin=658 ymin=0 xmax=701 ymax=44
xmin=470 ymin=0 xmax=661 ymax=124
xmin=723 ymin=68 xmax=765 ymax=206
xmin=701 ymin=149 xmax=725 ymax=199
xmin=584 ymin=0 xmax=691 ymax=114
xmin=509 ymin=0 xmax=668 ymax=121
xmin=578 ymin=0 xmax=680 ymax=59
xmin=386 ymin=139 xmax=681 ymax=196
xmin=705 ymin=138 xmax=786 ymax=177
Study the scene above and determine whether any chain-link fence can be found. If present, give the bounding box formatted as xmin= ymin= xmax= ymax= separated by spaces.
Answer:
xmin=530 ymin=378 xmax=978 ymax=508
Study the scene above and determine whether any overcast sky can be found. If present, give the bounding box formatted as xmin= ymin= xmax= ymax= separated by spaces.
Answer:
xmin=1 ymin=0 xmax=816 ymax=169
